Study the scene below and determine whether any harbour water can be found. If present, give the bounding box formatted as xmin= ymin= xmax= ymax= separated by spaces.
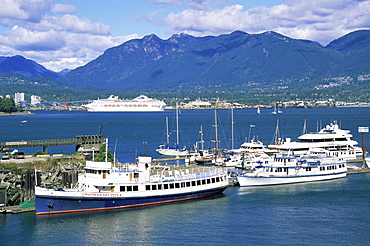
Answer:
xmin=1 ymin=107 xmax=370 ymax=245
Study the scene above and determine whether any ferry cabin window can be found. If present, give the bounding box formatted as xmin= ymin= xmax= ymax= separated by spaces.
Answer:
xmin=146 ymin=185 xmax=150 ymax=191
xmin=192 ymin=181 xmax=196 ymax=186
xmin=181 ymin=182 xmax=185 ymax=188
xmin=120 ymin=186 xmax=126 ymax=192
xmin=175 ymin=183 xmax=180 ymax=188
xmin=216 ymin=177 xmax=220 ymax=182
xmin=211 ymin=178 xmax=216 ymax=183
xmin=134 ymin=173 xmax=139 ymax=178
xmin=186 ymin=181 xmax=191 ymax=187
xmin=170 ymin=183 xmax=175 ymax=189
xmin=197 ymin=180 xmax=201 ymax=186
xmin=164 ymin=184 xmax=169 ymax=189
xmin=158 ymin=184 xmax=162 ymax=190
xmin=127 ymin=186 xmax=132 ymax=191
xmin=152 ymin=184 xmax=157 ymax=190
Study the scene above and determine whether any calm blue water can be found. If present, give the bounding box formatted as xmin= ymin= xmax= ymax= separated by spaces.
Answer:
xmin=1 ymin=107 xmax=370 ymax=245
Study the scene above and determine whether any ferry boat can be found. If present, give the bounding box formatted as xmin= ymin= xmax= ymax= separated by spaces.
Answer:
xmin=237 ymin=155 xmax=347 ymax=187
xmin=82 ymin=95 xmax=166 ymax=112
xmin=268 ymin=121 xmax=363 ymax=161
xmin=35 ymin=156 xmax=229 ymax=215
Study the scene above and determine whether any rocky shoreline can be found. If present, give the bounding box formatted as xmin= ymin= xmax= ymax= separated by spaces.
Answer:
xmin=0 ymin=160 xmax=85 ymax=207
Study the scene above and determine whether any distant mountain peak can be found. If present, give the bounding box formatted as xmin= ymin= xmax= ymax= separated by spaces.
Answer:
xmin=0 ymin=55 xmax=59 ymax=79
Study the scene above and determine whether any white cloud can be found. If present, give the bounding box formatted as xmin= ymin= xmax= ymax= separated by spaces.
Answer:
xmin=0 ymin=0 xmax=53 ymax=24
xmin=0 ymin=0 xmax=127 ymax=71
xmin=162 ymin=0 xmax=370 ymax=45
xmin=51 ymin=4 xmax=78 ymax=14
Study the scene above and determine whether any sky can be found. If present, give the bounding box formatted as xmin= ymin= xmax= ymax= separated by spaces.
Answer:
xmin=0 ymin=0 xmax=369 ymax=72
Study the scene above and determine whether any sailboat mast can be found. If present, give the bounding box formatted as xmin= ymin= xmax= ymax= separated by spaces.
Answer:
xmin=200 ymin=125 xmax=204 ymax=151
xmin=176 ymin=103 xmax=179 ymax=147
xmin=213 ymin=109 xmax=219 ymax=153
xmin=231 ymin=107 xmax=234 ymax=149
xmin=165 ymin=116 xmax=169 ymax=145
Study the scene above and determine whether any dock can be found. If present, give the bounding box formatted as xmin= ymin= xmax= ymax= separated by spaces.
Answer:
xmin=0 ymin=205 xmax=35 ymax=214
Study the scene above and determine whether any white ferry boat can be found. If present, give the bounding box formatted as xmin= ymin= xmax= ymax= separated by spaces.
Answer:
xmin=82 ymin=95 xmax=166 ymax=112
xmin=237 ymin=155 xmax=347 ymax=187
xmin=268 ymin=121 xmax=363 ymax=161
xmin=35 ymin=156 xmax=229 ymax=215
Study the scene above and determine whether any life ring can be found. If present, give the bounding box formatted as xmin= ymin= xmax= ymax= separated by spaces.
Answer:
xmin=134 ymin=178 xmax=138 ymax=183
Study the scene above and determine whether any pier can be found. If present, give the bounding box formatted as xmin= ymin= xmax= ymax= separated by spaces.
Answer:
xmin=0 ymin=135 xmax=104 ymax=153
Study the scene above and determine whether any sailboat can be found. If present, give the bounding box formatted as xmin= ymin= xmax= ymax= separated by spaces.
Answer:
xmin=257 ymin=107 xmax=261 ymax=114
xmin=156 ymin=104 xmax=188 ymax=156
xmin=195 ymin=109 xmax=224 ymax=165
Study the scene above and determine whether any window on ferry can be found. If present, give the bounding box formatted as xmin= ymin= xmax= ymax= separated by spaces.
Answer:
xmin=127 ymin=186 xmax=132 ymax=191
xmin=146 ymin=185 xmax=150 ymax=191
xmin=164 ymin=184 xmax=169 ymax=189
xmin=181 ymin=182 xmax=185 ymax=188
xmin=192 ymin=181 xmax=196 ymax=186
xmin=98 ymin=170 xmax=101 ymax=174
xmin=152 ymin=184 xmax=157 ymax=190
xmin=216 ymin=177 xmax=220 ymax=182
xmin=134 ymin=173 xmax=139 ymax=178
xmin=175 ymin=183 xmax=180 ymax=188
xmin=158 ymin=184 xmax=162 ymax=190
xmin=202 ymin=179 xmax=206 ymax=185
xmin=133 ymin=186 xmax=138 ymax=191
xmin=120 ymin=186 xmax=126 ymax=192
xmin=212 ymin=178 xmax=216 ymax=183
xmin=170 ymin=183 xmax=174 ymax=189
xmin=197 ymin=180 xmax=201 ymax=185
xmin=186 ymin=182 xmax=191 ymax=187
xmin=207 ymin=179 xmax=211 ymax=184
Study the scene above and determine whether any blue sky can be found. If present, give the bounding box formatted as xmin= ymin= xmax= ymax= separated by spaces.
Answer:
xmin=0 ymin=0 xmax=369 ymax=72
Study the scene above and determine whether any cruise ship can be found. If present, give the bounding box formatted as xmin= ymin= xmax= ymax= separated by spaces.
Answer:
xmin=82 ymin=95 xmax=166 ymax=112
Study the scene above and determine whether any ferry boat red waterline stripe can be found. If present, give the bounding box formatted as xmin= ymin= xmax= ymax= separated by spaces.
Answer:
xmin=35 ymin=156 xmax=229 ymax=215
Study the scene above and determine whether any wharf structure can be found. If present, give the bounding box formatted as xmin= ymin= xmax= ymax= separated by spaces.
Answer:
xmin=0 ymin=135 xmax=104 ymax=154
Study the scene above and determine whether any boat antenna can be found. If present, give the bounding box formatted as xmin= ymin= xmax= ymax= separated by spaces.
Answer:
xmin=302 ymin=119 xmax=307 ymax=135
xmin=105 ymin=138 xmax=108 ymax=162
xmin=114 ymin=138 xmax=119 ymax=168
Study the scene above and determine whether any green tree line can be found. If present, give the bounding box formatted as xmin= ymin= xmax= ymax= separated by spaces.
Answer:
xmin=0 ymin=97 xmax=22 ymax=113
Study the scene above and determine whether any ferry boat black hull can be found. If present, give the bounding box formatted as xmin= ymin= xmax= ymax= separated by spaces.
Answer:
xmin=35 ymin=186 xmax=227 ymax=215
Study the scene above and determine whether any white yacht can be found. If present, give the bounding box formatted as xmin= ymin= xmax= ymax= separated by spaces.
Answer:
xmin=237 ymin=155 xmax=347 ymax=187
xmin=268 ymin=121 xmax=363 ymax=161
xmin=83 ymin=95 xmax=166 ymax=112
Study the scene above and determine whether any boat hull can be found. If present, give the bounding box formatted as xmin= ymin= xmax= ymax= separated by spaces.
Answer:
xmin=238 ymin=172 xmax=346 ymax=187
xmin=35 ymin=186 xmax=227 ymax=215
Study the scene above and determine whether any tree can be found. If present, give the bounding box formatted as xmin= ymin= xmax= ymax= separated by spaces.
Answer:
xmin=0 ymin=97 xmax=17 ymax=113
xmin=94 ymin=144 xmax=114 ymax=162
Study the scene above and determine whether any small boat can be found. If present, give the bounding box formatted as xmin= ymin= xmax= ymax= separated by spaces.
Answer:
xmin=35 ymin=156 xmax=229 ymax=215
xmin=237 ymin=155 xmax=347 ymax=187
xmin=21 ymin=120 xmax=27 ymax=124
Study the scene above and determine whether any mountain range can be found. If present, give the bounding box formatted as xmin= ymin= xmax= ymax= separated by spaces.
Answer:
xmin=58 ymin=30 xmax=370 ymax=90
xmin=0 ymin=30 xmax=369 ymax=97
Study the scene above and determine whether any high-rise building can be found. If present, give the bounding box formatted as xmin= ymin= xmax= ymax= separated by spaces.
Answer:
xmin=14 ymin=92 xmax=25 ymax=103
